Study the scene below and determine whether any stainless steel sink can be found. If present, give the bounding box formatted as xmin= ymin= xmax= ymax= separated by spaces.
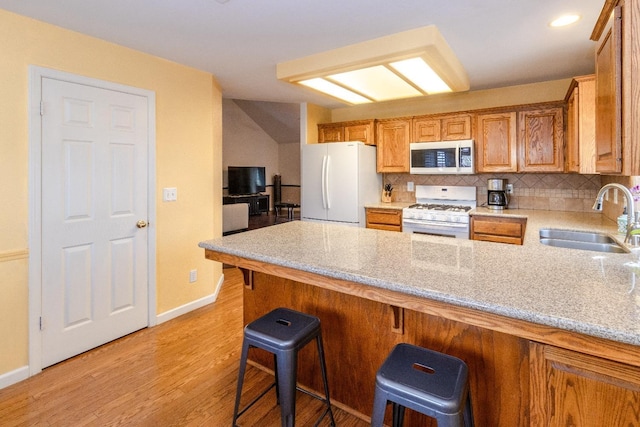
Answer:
xmin=539 ymin=228 xmax=629 ymax=253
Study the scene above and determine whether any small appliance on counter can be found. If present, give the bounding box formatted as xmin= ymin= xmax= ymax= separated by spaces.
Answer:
xmin=487 ymin=179 xmax=508 ymax=210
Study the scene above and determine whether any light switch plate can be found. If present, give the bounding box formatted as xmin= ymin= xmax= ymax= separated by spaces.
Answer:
xmin=407 ymin=181 xmax=415 ymax=192
xmin=163 ymin=187 xmax=177 ymax=202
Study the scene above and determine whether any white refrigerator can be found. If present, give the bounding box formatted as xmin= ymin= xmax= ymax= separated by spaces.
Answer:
xmin=301 ymin=142 xmax=381 ymax=226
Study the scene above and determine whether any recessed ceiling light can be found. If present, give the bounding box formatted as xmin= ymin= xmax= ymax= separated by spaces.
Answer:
xmin=550 ymin=14 xmax=580 ymax=27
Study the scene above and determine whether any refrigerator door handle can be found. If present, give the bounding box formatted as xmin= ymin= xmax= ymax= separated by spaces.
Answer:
xmin=324 ymin=155 xmax=331 ymax=209
xmin=321 ymin=155 xmax=328 ymax=209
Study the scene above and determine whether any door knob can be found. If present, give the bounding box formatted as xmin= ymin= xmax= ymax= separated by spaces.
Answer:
xmin=136 ymin=220 xmax=148 ymax=228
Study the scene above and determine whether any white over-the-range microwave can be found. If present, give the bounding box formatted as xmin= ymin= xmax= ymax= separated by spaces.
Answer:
xmin=409 ymin=139 xmax=475 ymax=174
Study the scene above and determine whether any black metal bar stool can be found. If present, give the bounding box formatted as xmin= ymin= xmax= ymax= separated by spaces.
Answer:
xmin=232 ymin=307 xmax=336 ymax=427
xmin=371 ymin=343 xmax=474 ymax=427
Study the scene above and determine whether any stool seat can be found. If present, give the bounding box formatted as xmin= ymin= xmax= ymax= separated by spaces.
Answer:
xmin=232 ymin=307 xmax=335 ymax=427
xmin=371 ymin=343 xmax=474 ymax=427
xmin=243 ymin=308 xmax=319 ymax=352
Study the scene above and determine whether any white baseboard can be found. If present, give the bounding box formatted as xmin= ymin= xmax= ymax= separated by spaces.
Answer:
xmin=0 ymin=365 xmax=29 ymax=390
xmin=156 ymin=273 xmax=225 ymax=325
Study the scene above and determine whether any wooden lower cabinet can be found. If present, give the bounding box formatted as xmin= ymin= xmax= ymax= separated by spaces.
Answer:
xmin=530 ymin=342 xmax=640 ymax=426
xmin=365 ymin=207 xmax=402 ymax=232
xmin=470 ymin=215 xmax=527 ymax=245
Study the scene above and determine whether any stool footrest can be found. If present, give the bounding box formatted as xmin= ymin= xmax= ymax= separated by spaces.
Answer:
xmin=235 ymin=382 xmax=276 ymax=420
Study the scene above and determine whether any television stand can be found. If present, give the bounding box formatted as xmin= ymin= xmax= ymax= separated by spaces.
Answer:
xmin=223 ymin=194 xmax=269 ymax=216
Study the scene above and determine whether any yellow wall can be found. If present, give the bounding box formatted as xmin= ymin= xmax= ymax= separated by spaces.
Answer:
xmin=0 ymin=9 xmax=222 ymax=375
xmin=304 ymin=103 xmax=332 ymax=144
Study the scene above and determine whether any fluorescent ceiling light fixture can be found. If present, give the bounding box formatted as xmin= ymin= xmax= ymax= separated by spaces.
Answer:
xmin=276 ymin=26 xmax=468 ymax=105
xmin=550 ymin=14 xmax=580 ymax=27
xmin=299 ymin=78 xmax=372 ymax=104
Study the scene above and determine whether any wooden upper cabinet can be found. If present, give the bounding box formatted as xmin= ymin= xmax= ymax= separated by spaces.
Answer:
xmin=344 ymin=121 xmax=374 ymax=144
xmin=412 ymin=114 xmax=472 ymax=142
xmin=476 ymin=112 xmax=517 ymax=172
xmin=595 ymin=5 xmax=623 ymax=174
xmin=318 ymin=123 xmax=344 ymax=143
xmin=518 ymin=107 xmax=564 ymax=172
xmin=376 ymin=119 xmax=411 ymax=173
xmin=318 ymin=120 xmax=375 ymax=145
xmin=413 ymin=118 xmax=440 ymax=142
xmin=565 ymin=75 xmax=596 ymax=174
xmin=441 ymin=115 xmax=472 ymax=140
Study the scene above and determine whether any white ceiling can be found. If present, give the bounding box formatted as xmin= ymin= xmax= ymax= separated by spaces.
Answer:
xmin=0 ymin=0 xmax=604 ymax=109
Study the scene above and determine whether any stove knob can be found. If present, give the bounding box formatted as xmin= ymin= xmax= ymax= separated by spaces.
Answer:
xmin=451 ymin=216 xmax=459 ymax=223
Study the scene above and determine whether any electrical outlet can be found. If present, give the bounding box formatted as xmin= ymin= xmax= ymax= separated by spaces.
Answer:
xmin=407 ymin=181 xmax=415 ymax=192
xmin=189 ymin=269 xmax=197 ymax=283
xmin=506 ymin=184 xmax=514 ymax=194
xmin=163 ymin=187 xmax=178 ymax=202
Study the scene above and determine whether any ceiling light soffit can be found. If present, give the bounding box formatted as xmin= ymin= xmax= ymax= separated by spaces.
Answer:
xmin=277 ymin=26 xmax=469 ymax=105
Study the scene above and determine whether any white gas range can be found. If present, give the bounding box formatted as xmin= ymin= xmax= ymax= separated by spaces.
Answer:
xmin=402 ymin=185 xmax=477 ymax=239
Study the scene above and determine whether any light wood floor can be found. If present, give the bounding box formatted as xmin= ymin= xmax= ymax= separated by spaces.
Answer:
xmin=0 ymin=267 xmax=368 ymax=426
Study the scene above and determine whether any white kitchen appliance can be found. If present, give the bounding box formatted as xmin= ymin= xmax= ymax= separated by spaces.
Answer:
xmin=402 ymin=185 xmax=477 ymax=238
xmin=301 ymin=142 xmax=381 ymax=226
xmin=410 ymin=140 xmax=475 ymax=174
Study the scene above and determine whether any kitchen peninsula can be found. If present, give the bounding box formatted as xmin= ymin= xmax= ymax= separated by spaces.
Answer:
xmin=199 ymin=213 xmax=640 ymax=426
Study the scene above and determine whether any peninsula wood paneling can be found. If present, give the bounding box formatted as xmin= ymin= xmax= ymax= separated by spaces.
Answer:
xmin=530 ymin=342 xmax=640 ymax=426
xmin=243 ymin=270 xmax=529 ymax=426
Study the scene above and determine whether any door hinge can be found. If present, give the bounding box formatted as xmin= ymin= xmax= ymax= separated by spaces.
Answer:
xmin=40 ymin=101 xmax=44 ymax=116
xmin=39 ymin=316 xmax=44 ymax=331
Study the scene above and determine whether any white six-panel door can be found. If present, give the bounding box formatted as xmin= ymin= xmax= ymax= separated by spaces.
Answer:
xmin=40 ymin=77 xmax=149 ymax=368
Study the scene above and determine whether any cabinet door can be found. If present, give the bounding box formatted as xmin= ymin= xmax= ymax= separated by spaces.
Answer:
xmin=530 ymin=342 xmax=640 ymax=427
xmin=318 ymin=124 xmax=344 ymax=143
xmin=345 ymin=121 xmax=374 ymax=145
xmin=376 ymin=119 xmax=411 ymax=173
xmin=595 ymin=7 xmax=623 ymax=174
xmin=476 ymin=112 xmax=517 ymax=172
xmin=412 ymin=118 xmax=441 ymax=142
xmin=566 ymin=76 xmax=596 ymax=174
xmin=566 ymin=87 xmax=579 ymax=172
xmin=518 ymin=107 xmax=564 ymax=172
xmin=441 ymin=114 xmax=472 ymax=140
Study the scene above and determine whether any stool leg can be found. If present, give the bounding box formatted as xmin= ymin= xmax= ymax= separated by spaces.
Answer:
xmin=315 ymin=333 xmax=336 ymax=426
xmin=232 ymin=339 xmax=251 ymax=427
xmin=370 ymin=387 xmax=388 ymax=426
xmin=275 ymin=351 xmax=297 ymax=427
xmin=392 ymin=403 xmax=405 ymax=427
xmin=273 ymin=353 xmax=280 ymax=405
xmin=464 ymin=392 xmax=474 ymax=427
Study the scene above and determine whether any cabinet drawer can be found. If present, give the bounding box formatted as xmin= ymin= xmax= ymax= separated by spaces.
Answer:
xmin=366 ymin=208 xmax=402 ymax=232
xmin=471 ymin=216 xmax=526 ymax=245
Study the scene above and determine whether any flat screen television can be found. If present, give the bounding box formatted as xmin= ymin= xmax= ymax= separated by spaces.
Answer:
xmin=227 ymin=166 xmax=266 ymax=195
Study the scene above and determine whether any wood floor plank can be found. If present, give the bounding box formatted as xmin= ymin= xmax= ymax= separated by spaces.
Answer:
xmin=0 ymin=267 xmax=368 ymax=426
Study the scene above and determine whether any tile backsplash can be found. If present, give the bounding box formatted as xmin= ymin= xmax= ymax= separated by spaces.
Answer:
xmin=384 ymin=173 xmax=602 ymax=212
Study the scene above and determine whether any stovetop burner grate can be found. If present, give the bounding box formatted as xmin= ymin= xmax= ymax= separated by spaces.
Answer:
xmin=407 ymin=203 xmax=472 ymax=213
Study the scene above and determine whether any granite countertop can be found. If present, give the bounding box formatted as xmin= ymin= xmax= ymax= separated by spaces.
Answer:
xmin=364 ymin=202 xmax=412 ymax=210
xmin=199 ymin=210 xmax=640 ymax=347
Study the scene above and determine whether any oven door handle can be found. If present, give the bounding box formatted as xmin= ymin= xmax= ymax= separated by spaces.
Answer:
xmin=402 ymin=219 xmax=469 ymax=229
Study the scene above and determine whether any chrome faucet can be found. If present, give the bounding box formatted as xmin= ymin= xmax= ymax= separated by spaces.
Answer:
xmin=593 ymin=183 xmax=640 ymax=244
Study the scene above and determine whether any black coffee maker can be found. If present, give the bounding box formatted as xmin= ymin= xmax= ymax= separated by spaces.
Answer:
xmin=487 ymin=179 xmax=508 ymax=210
